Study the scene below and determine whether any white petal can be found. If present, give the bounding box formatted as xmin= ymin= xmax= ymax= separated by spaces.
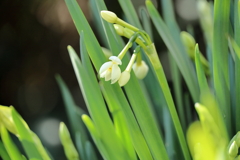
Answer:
xmin=109 ymin=56 xmax=122 ymax=65
xmin=132 ymin=61 xmax=149 ymax=79
xmin=105 ymin=69 xmax=112 ymax=81
xmin=100 ymin=70 xmax=107 ymax=78
xmin=111 ymin=64 xmax=121 ymax=84
xmin=118 ymin=71 xmax=130 ymax=87
xmin=99 ymin=62 xmax=112 ymax=74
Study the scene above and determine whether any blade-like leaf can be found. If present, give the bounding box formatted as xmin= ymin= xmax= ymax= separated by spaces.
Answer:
xmin=64 ymin=0 xmax=154 ymax=157
xmin=146 ymin=0 xmax=199 ymax=103
xmin=68 ymin=45 xmax=130 ymax=160
xmin=212 ymin=0 xmax=231 ymax=134
xmin=233 ymin=0 xmax=240 ymax=132
xmin=195 ymin=44 xmax=210 ymax=94
xmin=11 ymin=108 xmax=43 ymax=159
xmin=0 ymin=140 xmax=11 ymax=160
xmin=0 ymin=127 xmax=23 ymax=160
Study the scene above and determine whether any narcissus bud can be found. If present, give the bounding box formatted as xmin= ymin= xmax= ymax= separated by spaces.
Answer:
xmin=101 ymin=11 xmax=118 ymax=24
xmin=118 ymin=71 xmax=130 ymax=87
xmin=132 ymin=61 xmax=149 ymax=79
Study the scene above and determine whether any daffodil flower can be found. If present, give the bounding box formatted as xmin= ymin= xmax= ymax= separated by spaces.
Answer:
xmin=132 ymin=60 xmax=149 ymax=79
xmin=99 ymin=56 xmax=122 ymax=84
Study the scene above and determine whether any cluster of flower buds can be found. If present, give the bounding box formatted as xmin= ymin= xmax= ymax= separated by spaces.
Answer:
xmin=99 ymin=11 xmax=152 ymax=87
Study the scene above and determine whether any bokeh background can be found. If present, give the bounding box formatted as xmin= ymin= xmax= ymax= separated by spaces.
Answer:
xmin=0 ymin=0 xmax=203 ymax=159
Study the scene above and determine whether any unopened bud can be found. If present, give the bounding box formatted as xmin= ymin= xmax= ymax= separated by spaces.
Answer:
xmin=132 ymin=61 xmax=149 ymax=79
xmin=114 ymin=24 xmax=124 ymax=36
xmin=118 ymin=71 xmax=130 ymax=87
xmin=101 ymin=11 xmax=118 ymax=24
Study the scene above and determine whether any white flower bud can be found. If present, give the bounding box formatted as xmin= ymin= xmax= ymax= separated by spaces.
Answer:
xmin=118 ymin=71 xmax=130 ymax=87
xmin=132 ymin=61 xmax=149 ymax=79
xmin=101 ymin=11 xmax=118 ymax=23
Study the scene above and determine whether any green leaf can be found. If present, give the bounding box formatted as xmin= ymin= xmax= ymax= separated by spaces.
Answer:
xmin=56 ymin=74 xmax=90 ymax=160
xmin=96 ymin=1 xmax=168 ymax=159
xmin=146 ymin=0 xmax=199 ymax=103
xmin=212 ymin=0 xmax=231 ymax=135
xmin=90 ymin=0 xmax=121 ymax=54
xmin=65 ymin=1 xmax=153 ymax=157
xmin=89 ymin=0 xmax=109 ymax=47
xmin=234 ymin=0 xmax=240 ymax=132
xmin=195 ymin=45 xmax=227 ymax=137
xmin=139 ymin=7 xmax=153 ymax=39
xmin=64 ymin=0 xmax=106 ymax=70
xmin=68 ymin=45 xmax=130 ymax=160
xmin=81 ymin=115 xmax=109 ymax=160
xmin=85 ymin=141 xmax=98 ymax=160
xmin=56 ymin=76 xmax=87 ymax=138
xmin=195 ymin=44 xmax=210 ymax=95
xmin=30 ymin=132 xmax=51 ymax=160
xmin=75 ymin=132 xmax=87 ymax=160
xmin=1 ymin=126 xmax=23 ymax=160
xmin=169 ymin=53 xmax=185 ymax=132
xmin=11 ymin=108 xmax=43 ymax=159
xmin=0 ymin=140 xmax=11 ymax=160
xmin=59 ymin=122 xmax=79 ymax=160
xmin=118 ymin=0 xmax=142 ymax=29
xmin=100 ymin=82 xmax=137 ymax=160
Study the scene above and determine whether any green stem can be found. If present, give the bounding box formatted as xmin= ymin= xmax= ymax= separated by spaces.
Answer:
xmin=117 ymin=41 xmax=132 ymax=60
xmin=145 ymin=44 xmax=191 ymax=160
xmin=126 ymin=53 xmax=137 ymax=71
xmin=118 ymin=33 xmax=139 ymax=60
xmin=136 ymin=53 xmax=142 ymax=65
xmin=116 ymin=18 xmax=139 ymax=32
